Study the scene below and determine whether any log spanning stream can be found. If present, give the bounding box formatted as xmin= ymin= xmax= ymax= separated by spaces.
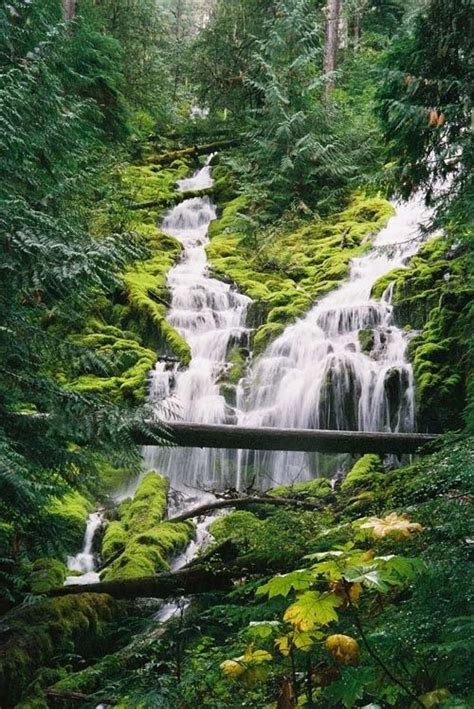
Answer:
xmin=144 ymin=160 xmax=431 ymax=491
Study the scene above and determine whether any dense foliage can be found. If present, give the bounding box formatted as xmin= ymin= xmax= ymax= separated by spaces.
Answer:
xmin=0 ymin=0 xmax=472 ymax=707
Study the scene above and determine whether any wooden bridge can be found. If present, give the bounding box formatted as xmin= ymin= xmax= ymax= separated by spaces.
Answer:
xmin=134 ymin=422 xmax=438 ymax=455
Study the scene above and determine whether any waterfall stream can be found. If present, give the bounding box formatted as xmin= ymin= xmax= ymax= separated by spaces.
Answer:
xmin=236 ymin=199 xmax=431 ymax=486
xmin=145 ymin=161 xmax=430 ymax=491
xmin=65 ymin=512 xmax=103 ymax=585
xmin=144 ymin=159 xmax=251 ymax=490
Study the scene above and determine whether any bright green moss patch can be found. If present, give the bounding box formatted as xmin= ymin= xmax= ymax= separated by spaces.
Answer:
xmin=269 ymin=477 xmax=333 ymax=500
xmin=29 ymin=558 xmax=67 ymax=594
xmin=209 ymin=510 xmax=265 ymax=545
xmin=371 ymin=237 xmax=470 ymax=431
xmin=341 ymin=454 xmax=384 ymax=491
xmin=67 ymin=159 xmax=192 ymax=405
xmin=101 ymin=473 xmax=194 ymax=580
xmin=207 ymin=193 xmax=394 ymax=349
xmin=49 ymin=491 xmax=93 ymax=552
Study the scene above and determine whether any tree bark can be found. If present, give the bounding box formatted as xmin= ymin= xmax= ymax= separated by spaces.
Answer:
xmin=146 ymin=139 xmax=239 ymax=166
xmin=133 ymin=421 xmax=438 ymax=455
xmin=323 ymin=0 xmax=341 ymax=95
xmin=167 ymin=495 xmax=327 ymax=523
xmin=50 ymin=563 xmax=234 ymax=600
xmin=62 ymin=0 xmax=76 ymax=20
xmin=128 ymin=186 xmax=214 ymax=210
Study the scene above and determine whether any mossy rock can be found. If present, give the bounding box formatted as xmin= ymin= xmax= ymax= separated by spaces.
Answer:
xmin=341 ymin=454 xmax=384 ymax=492
xmin=48 ymin=492 xmax=93 ymax=553
xmin=29 ymin=558 xmax=67 ymax=594
xmin=209 ymin=511 xmax=265 ymax=545
xmin=269 ymin=477 xmax=333 ymax=500
xmin=371 ymin=236 xmax=470 ymax=431
xmin=207 ymin=192 xmax=394 ymax=351
xmin=358 ymin=328 xmax=375 ymax=354
xmin=101 ymin=474 xmax=195 ymax=581
xmin=0 ymin=593 xmax=120 ymax=706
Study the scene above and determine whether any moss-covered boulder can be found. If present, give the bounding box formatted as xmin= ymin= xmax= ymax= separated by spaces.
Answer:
xmin=48 ymin=491 xmax=93 ymax=553
xmin=341 ymin=454 xmax=384 ymax=492
xmin=29 ymin=558 xmax=67 ymax=594
xmin=101 ymin=473 xmax=194 ymax=581
xmin=0 ymin=593 xmax=120 ymax=707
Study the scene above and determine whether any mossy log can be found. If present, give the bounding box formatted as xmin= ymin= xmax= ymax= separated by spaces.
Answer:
xmin=134 ymin=422 xmax=438 ymax=454
xmin=146 ymin=139 xmax=239 ymax=166
xmin=128 ymin=186 xmax=214 ymax=210
xmin=49 ymin=563 xmax=234 ymax=600
xmin=166 ymin=494 xmax=327 ymax=523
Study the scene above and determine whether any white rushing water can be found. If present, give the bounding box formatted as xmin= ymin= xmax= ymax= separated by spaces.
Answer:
xmin=145 ymin=159 xmax=431 ymax=491
xmin=236 ymin=199 xmax=431 ymax=486
xmin=144 ymin=159 xmax=251 ymax=490
xmin=65 ymin=512 xmax=103 ymax=585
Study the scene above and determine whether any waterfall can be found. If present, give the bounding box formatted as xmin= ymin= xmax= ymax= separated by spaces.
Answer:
xmin=144 ymin=159 xmax=251 ymax=490
xmin=237 ymin=198 xmax=430 ymax=487
xmin=145 ymin=160 xmax=430 ymax=491
xmin=65 ymin=512 xmax=103 ymax=585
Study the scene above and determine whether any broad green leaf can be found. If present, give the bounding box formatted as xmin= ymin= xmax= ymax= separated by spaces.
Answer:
xmin=246 ymin=621 xmax=280 ymax=639
xmin=283 ymin=591 xmax=341 ymax=630
xmin=256 ymin=569 xmax=314 ymax=598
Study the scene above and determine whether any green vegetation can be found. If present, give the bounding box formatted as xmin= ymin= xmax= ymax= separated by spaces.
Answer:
xmin=0 ymin=0 xmax=472 ymax=706
xmin=101 ymin=473 xmax=194 ymax=581
xmin=208 ymin=192 xmax=394 ymax=349
xmin=372 ymin=237 xmax=470 ymax=431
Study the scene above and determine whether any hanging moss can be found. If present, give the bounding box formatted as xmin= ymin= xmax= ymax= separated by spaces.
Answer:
xmin=207 ymin=192 xmax=394 ymax=350
xmin=100 ymin=473 xmax=194 ymax=581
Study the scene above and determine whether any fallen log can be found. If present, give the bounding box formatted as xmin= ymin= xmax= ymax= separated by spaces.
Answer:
xmin=134 ymin=422 xmax=439 ymax=455
xmin=127 ymin=186 xmax=214 ymax=210
xmin=50 ymin=563 xmax=233 ymax=600
xmin=167 ymin=495 xmax=327 ymax=523
xmin=146 ymin=138 xmax=239 ymax=166
xmin=44 ymin=688 xmax=116 ymax=705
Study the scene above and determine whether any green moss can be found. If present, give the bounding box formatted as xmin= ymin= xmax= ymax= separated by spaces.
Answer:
xmin=269 ymin=477 xmax=333 ymax=500
xmin=341 ymin=454 xmax=384 ymax=491
xmin=358 ymin=328 xmax=375 ymax=354
xmin=101 ymin=520 xmax=127 ymax=561
xmin=29 ymin=558 xmax=67 ymax=594
xmin=209 ymin=511 xmax=265 ymax=544
xmin=0 ymin=594 xmax=120 ymax=706
xmin=101 ymin=474 xmax=195 ymax=581
xmin=66 ymin=159 xmax=193 ymax=406
xmin=207 ymin=193 xmax=394 ymax=350
xmin=49 ymin=491 xmax=93 ymax=552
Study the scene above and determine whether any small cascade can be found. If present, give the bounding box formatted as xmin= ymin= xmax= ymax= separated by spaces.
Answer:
xmin=144 ymin=159 xmax=251 ymax=490
xmin=237 ymin=199 xmax=430 ymax=486
xmin=65 ymin=512 xmax=103 ymax=586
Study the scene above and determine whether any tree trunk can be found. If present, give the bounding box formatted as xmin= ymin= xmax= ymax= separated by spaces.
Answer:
xmin=167 ymin=495 xmax=327 ymax=524
xmin=323 ymin=0 xmax=341 ymax=95
xmin=133 ymin=421 xmax=438 ymax=455
xmin=62 ymin=0 xmax=76 ymax=20
xmin=50 ymin=563 xmax=234 ymax=600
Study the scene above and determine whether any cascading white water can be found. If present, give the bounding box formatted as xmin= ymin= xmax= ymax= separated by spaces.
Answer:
xmin=65 ymin=512 xmax=103 ymax=585
xmin=145 ymin=158 xmax=430 ymax=491
xmin=144 ymin=160 xmax=251 ymax=490
xmin=236 ymin=198 xmax=431 ymax=487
